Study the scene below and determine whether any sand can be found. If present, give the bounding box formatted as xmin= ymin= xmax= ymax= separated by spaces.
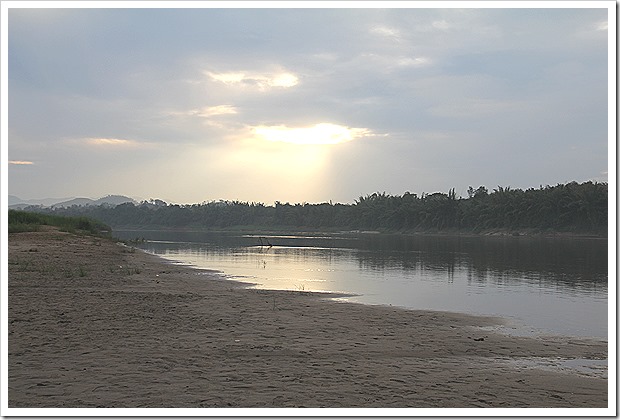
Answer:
xmin=7 ymin=228 xmax=609 ymax=410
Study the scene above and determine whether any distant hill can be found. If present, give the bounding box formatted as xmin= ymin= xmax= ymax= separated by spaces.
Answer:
xmin=9 ymin=195 xmax=75 ymax=208
xmin=8 ymin=194 xmax=137 ymax=209
xmin=94 ymin=195 xmax=137 ymax=206
xmin=53 ymin=195 xmax=136 ymax=208
xmin=52 ymin=198 xmax=96 ymax=207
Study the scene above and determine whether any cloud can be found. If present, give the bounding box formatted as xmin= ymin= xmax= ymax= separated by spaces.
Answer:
xmin=206 ymin=70 xmax=299 ymax=90
xmin=85 ymin=138 xmax=141 ymax=147
xmin=595 ymin=21 xmax=608 ymax=31
xmin=195 ymin=105 xmax=238 ymax=118
xmin=9 ymin=160 xmax=34 ymax=165
xmin=432 ymin=20 xmax=451 ymax=30
xmin=7 ymin=7 xmax=610 ymax=203
xmin=428 ymin=98 xmax=528 ymax=119
xmin=370 ymin=25 xmax=401 ymax=40
xmin=395 ymin=57 xmax=432 ymax=68
xmin=165 ymin=105 xmax=238 ymax=119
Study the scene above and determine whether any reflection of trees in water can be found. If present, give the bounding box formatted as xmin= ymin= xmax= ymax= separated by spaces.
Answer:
xmin=464 ymin=237 xmax=607 ymax=292
xmin=354 ymin=235 xmax=606 ymax=292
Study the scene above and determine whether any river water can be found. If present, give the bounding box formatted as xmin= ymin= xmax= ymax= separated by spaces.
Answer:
xmin=114 ymin=230 xmax=608 ymax=339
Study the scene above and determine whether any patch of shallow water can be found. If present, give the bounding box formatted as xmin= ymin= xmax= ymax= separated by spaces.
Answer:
xmin=475 ymin=322 xmax=558 ymax=338
xmin=498 ymin=357 xmax=608 ymax=379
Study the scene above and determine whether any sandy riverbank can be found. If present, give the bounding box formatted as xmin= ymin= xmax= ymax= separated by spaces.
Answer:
xmin=7 ymin=229 xmax=609 ymax=410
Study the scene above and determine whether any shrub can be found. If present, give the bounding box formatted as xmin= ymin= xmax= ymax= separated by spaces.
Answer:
xmin=8 ymin=210 xmax=111 ymax=236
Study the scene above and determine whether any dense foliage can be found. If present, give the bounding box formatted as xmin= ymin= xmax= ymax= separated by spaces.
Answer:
xmin=8 ymin=209 xmax=112 ymax=236
xmin=28 ymin=181 xmax=607 ymax=235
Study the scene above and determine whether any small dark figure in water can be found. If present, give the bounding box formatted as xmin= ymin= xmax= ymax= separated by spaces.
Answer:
xmin=258 ymin=237 xmax=273 ymax=248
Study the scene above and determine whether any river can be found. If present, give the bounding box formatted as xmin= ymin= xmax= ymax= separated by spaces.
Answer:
xmin=114 ymin=229 xmax=608 ymax=339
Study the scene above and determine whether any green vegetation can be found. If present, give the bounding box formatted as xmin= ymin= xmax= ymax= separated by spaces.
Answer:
xmin=8 ymin=209 xmax=112 ymax=236
xmin=27 ymin=181 xmax=607 ymax=236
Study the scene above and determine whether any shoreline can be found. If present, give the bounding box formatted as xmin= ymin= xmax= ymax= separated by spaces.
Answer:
xmin=7 ymin=229 xmax=609 ymax=409
xmin=113 ymin=225 xmax=608 ymax=239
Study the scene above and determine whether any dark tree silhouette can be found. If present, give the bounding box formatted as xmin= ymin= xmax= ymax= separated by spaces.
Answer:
xmin=33 ymin=181 xmax=607 ymax=235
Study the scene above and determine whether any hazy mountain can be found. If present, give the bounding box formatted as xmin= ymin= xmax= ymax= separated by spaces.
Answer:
xmin=9 ymin=194 xmax=137 ymax=209
xmin=51 ymin=197 xmax=97 ymax=207
xmin=94 ymin=195 xmax=137 ymax=206
xmin=8 ymin=195 xmax=25 ymax=206
xmin=9 ymin=195 xmax=75 ymax=207
xmin=53 ymin=195 xmax=136 ymax=208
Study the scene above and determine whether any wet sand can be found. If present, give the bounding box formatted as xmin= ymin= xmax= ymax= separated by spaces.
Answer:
xmin=7 ymin=229 xmax=609 ymax=410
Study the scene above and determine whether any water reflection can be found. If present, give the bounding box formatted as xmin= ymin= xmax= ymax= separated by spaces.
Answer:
xmin=115 ymin=230 xmax=608 ymax=338
xmin=353 ymin=235 xmax=606 ymax=288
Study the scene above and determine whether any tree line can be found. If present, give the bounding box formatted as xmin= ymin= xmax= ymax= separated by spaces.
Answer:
xmin=30 ymin=181 xmax=608 ymax=235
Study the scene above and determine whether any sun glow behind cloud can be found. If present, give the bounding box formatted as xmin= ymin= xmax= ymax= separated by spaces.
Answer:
xmin=219 ymin=136 xmax=331 ymax=203
xmin=208 ymin=122 xmax=374 ymax=203
xmin=253 ymin=123 xmax=371 ymax=145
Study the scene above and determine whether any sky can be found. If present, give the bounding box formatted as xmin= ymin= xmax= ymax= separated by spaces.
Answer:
xmin=4 ymin=2 xmax=612 ymax=205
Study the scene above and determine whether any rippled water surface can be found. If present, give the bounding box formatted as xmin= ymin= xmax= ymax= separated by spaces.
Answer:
xmin=115 ymin=230 xmax=608 ymax=339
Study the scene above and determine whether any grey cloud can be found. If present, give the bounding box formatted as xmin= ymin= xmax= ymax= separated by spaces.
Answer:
xmin=8 ymin=6 xmax=610 ymax=202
